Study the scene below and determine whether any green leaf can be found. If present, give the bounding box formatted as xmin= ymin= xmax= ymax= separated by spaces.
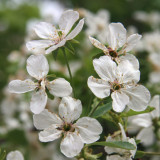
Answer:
xmin=120 ymin=106 xmax=155 ymax=117
xmin=92 ymin=101 xmax=112 ymax=118
xmin=0 ymin=148 xmax=6 ymax=160
xmin=87 ymin=141 xmax=136 ymax=150
xmin=46 ymin=74 xmax=57 ymax=81
xmin=46 ymin=74 xmax=56 ymax=78
xmin=66 ymin=41 xmax=75 ymax=52
xmin=135 ymin=151 xmax=145 ymax=158
xmin=135 ymin=139 xmax=141 ymax=144
xmin=135 ymin=150 xmax=160 ymax=158
xmin=70 ymin=39 xmax=80 ymax=44
xmin=52 ymin=48 xmax=59 ymax=60
xmin=65 ymin=46 xmax=75 ymax=55
xmin=92 ymin=52 xmax=104 ymax=60
xmin=45 ymin=88 xmax=54 ymax=100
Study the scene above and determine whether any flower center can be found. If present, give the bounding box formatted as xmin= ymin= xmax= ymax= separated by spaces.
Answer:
xmin=112 ymin=83 xmax=121 ymax=90
xmin=97 ymin=24 xmax=104 ymax=31
xmin=35 ymin=79 xmax=46 ymax=91
xmin=62 ymin=123 xmax=75 ymax=132
xmin=58 ymin=31 xmax=63 ymax=38
xmin=108 ymin=47 xmax=118 ymax=58
xmin=109 ymin=80 xmax=123 ymax=92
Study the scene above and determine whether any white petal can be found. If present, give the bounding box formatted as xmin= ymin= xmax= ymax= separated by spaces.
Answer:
xmin=39 ymin=125 xmax=62 ymax=142
xmin=34 ymin=22 xmax=58 ymax=39
xmin=128 ymin=138 xmax=137 ymax=158
xmin=124 ymin=85 xmax=151 ymax=111
xmin=46 ymin=78 xmax=72 ymax=97
xmin=118 ymin=53 xmax=139 ymax=70
xmin=7 ymin=151 xmax=24 ymax=160
xmin=27 ymin=55 xmax=49 ymax=80
xmin=111 ymin=91 xmax=129 ymax=112
xmin=60 ymin=132 xmax=84 ymax=158
xmin=125 ymin=34 xmax=142 ymax=52
xmin=93 ymin=55 xmax=116 ymax=81
xmin=118 ymin=123 xmax=127 ymax=140
xmin=75 ymin=117 xmax=103 ymax=144
xmin=65 ymin=18 xmax=84 ymax=40
xmin=33 ymin=109 xmax=63 ymax=130
xmin=30 ymin=89 xmax=47 ymax=114
xmin=45 ymin=39 xmax=66 ymax=54
xmin=26 ymin=40 xmax=54 ymax=51
xmin=106 ymin=155 xmax=124 ymax=160
xmin=108 ymin=23 xmax=126 ymax=50
xmin=131 ymin=113 xmax=152 ymax=128
xmin=8 ymin=79 xmax=37 ymax=93
xmin=150 ymin=95 xmax=160 ymax=118
xmin=89 ymin=36 xmax=108 ymax=53
xmin=87 ymin=76 xmax=110 ymax=99
xmin=136 ymin=127 xmax=155 ymax=146
xmin=116 ymin=59 xmax=140 ymax=84
xmin=59 ymin=97 xmax=82 ymax=123
xmin=149 ymin=71 xmax=160 ymax=83
xmin=59 ymin=10 xmax=79 ymax=35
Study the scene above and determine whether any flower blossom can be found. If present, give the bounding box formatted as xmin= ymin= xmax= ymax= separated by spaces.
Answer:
xmin=7 ymin=150 xmax=24 ymax=160
xmin=88 ymin=56 xmax=150 ymax=112
xmin=33 ymin=96 xmax=102 ymax=158
xmin=89 ymin=22 xmax=141 ymax=70
xmin=8 ymin=55 xmax=72 ymax=114
xmin=85 ymin=9 xmax=110 ymax=43
xmin=105 ymin=123 xmax=137 ymax=160
xmin=129 ymin=95 xmax=160 ymax=146
xmin=26 ymin=10 xmax=84 ymax=54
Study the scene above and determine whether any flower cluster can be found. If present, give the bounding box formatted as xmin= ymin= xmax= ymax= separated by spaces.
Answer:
xmin=88 ymin=23 xmax=150 ymax=112
xmin=6 ymin=8 xmax=159 ymax=160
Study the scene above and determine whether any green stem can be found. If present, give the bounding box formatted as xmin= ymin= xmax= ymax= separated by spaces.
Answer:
xmin=62 ymin=48 xmax=75 ymax=97
xmin=88 ymin=99 xmax=104 ymax=117
xmin=144 ymin=152 xmax=160 ymax=156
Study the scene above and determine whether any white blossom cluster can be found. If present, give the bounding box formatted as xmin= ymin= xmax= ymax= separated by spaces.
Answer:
xmin=4 ymin=8 xmax=160 ymax=160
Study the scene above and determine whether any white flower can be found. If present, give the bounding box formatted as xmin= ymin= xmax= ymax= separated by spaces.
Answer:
xmin=106 ymin=155 xmax=124 ymax=160
xmin=26 ymin=10 xmax=84 ymax=54
xmin=8 ymin=55 xmax=72 ymax=114
xmin=85 ymin=9 xmax=110 ymax=43
xmin=129 ymin=95 xmax=160 ymax=146
xmin=134 ymin=11 xmax=160 ymax=28
xmin=33 ymin=96 xmax=103 ymax=158
xmin=105 ymin=123 xmax=137 ymax=160
xmin=7 ymin=150 xmax=24 ymax=160
xmin=89 ymin=22 xmax=141 ymax=70
xmin=88 ymin=56 xmax=150 ymax=112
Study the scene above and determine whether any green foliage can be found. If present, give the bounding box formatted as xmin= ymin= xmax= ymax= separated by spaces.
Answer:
xmin=52 ymin=49 xmax=60 ymax=61
xmin=120 ymin=106 xmax=155 ymax=117
xmin=92 ymin=101 xmax=112 ymax=118
xmin=0 ymin=148 xmax=6 ymax=160
xmin=45 ymin=88 xmax=55 ymax=100
xmin=6 ymin=129 xmax=28 ymax=146
xmin=87 ymin=141 xmax=136 ymax=150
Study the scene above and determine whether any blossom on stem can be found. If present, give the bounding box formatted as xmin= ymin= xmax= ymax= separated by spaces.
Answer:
xmin=7 ymin=150 xmax=24 ymax=160
xmin=26 ymin=10 xmax=84 ymax=54
xmin=105 ymin=123 xmax=137 ymax=160
xmin=89 ymin=22 xmax=141 ymax=69
xmin=33 ymin=96 xmax=102 ymax=158
xmin=8 ymin=55 xmax=72 ymax=114
xmin=129 ymin=95 xmax=160 ymax=146
xmin=88 ymin=56 xmax=150 ymax=112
